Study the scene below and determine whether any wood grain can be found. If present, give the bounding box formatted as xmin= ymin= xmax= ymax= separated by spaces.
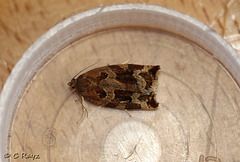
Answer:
xmin=0 ymin=0 xmax=240 ymax=92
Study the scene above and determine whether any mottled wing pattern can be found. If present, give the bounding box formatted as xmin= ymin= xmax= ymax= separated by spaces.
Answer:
xmin=74 ymin=64 xmax=160 ymax=110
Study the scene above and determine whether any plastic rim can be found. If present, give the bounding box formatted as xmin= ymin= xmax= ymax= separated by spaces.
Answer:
xmin=0 ymin=3 xmax=239 ymax=161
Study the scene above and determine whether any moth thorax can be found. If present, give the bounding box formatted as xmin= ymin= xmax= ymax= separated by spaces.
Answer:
xmin=75 ymin=77 xmax=92 ymax=93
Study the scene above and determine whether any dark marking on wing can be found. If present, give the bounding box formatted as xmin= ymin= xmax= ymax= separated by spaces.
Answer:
xmin=96 ymin=72 xmax=108 ymax=83
xmin=139 ymin=72 xmax=153 ymax=89
xmin=138 ymin=94 xmax=150 ymax=101
xmin=149 ymin=66 xmax=160 ymax=79
xmin=116 ymin=71 xmax=137 ymax=85
xmin=105 ymin=102 xmax=118 ymax=108
xmin=95 ymin=86 xmax=107 ymax=98
xmin=147 ymin=94 xmax=159 ymax=108
xmin=125 ymin=103 xmax=141 ymax=109
xmin=114 ymin=90 xmax=133 ymax=102
xmin=128 ymin=64 xmax=144 ymax=70
xmin=109 ymin=65 xmax=137 ymax=85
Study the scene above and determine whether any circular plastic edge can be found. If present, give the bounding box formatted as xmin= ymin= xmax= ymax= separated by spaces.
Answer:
xmin=0 ymin=3 xmax=239 ymax=161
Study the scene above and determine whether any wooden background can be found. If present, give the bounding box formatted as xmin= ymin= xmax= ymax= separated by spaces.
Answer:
xmin=0 ymin=0 xmax=239 ymax=90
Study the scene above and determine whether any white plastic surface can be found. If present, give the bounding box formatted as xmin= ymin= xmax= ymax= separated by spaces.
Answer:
xmin=0 ymin=3 xmax=239 ymax=162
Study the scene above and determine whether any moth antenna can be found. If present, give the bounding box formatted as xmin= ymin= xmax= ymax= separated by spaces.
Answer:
xmin=47 ymin=89 xmax=75 ymax=162
xmin=74 ymin=94 xmax=88 ymax=124
xmin=81 ymin=96 xmax=89 ymax=118
xmin=72 ymin=59 xmax=100 ymax=80
xmin=124 ymin=109 xmax=132 ymax=117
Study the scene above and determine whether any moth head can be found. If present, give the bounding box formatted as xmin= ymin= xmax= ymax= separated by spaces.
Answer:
xmin=68 ymin=78 xmax=77 ymax=89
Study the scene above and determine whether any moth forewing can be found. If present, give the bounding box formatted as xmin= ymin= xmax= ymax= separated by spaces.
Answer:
xmin=69 ymin=64 xmax=160 ymax=110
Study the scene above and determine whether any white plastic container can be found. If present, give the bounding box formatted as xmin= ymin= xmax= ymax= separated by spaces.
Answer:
xmin=0 ymin=4 xmax=239 ymax=162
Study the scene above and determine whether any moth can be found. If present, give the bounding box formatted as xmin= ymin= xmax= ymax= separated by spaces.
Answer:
xmin=68 ymin=64 xmax=160 ymax=110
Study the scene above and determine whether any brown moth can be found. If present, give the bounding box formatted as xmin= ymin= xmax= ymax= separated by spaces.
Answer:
xmin=68 ymin=64 xmax=160 ymax=110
